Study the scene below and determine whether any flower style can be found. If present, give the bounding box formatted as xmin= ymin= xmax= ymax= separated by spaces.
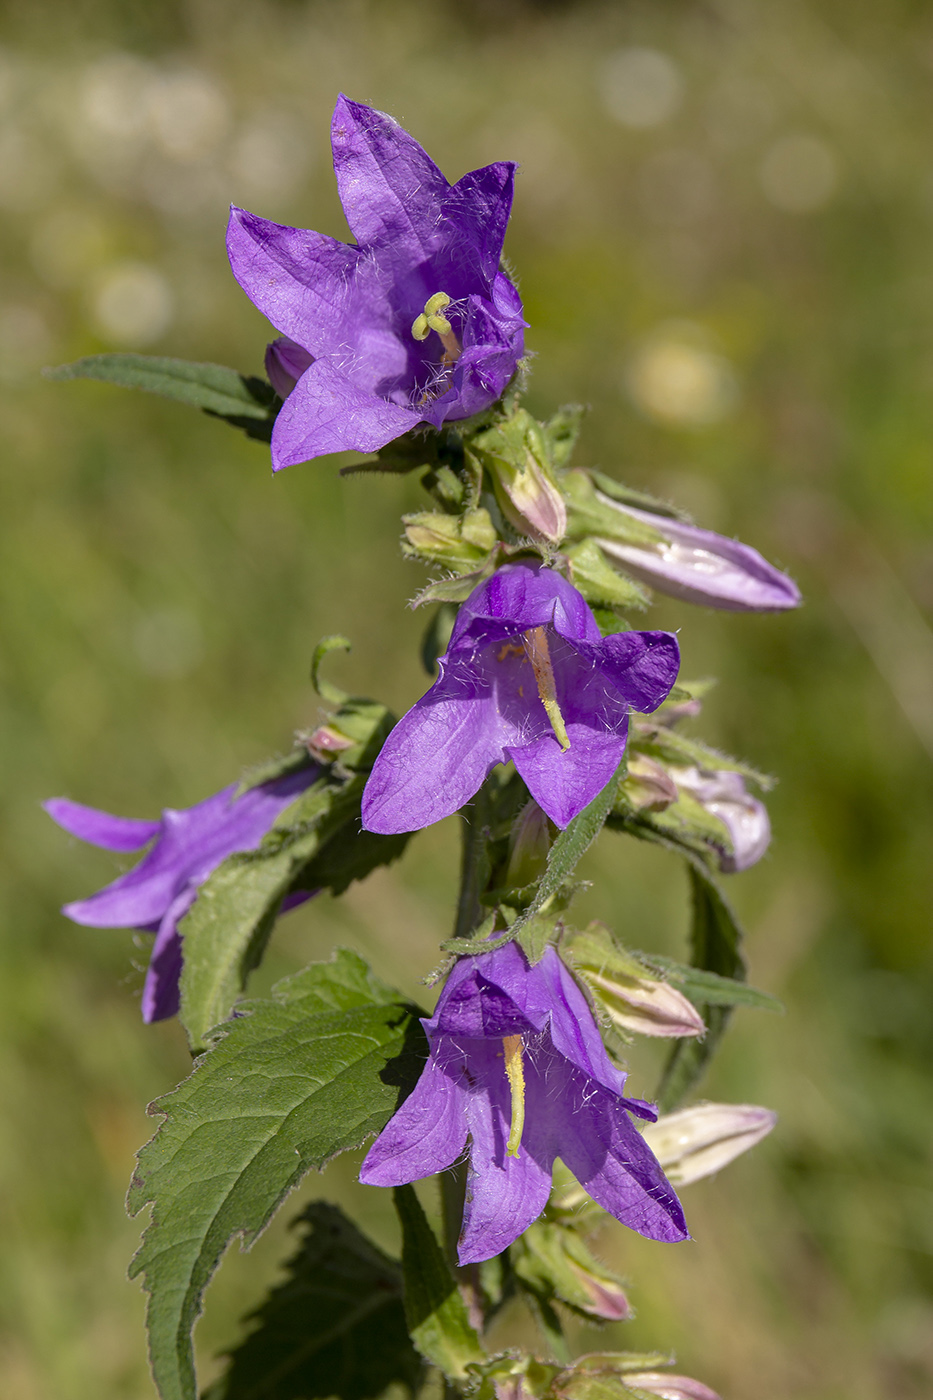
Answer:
xmin=359 ymin=940 xmax=688 ymax=1264
xmin=362 ymin=562 xmax=680 ymax=833
xmin=227 ymin=95 xmax=526 ymax=469
xmin=44 ymin=767 xmax=317 ymax=1022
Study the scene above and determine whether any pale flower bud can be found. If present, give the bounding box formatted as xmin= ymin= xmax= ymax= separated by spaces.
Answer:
xmin=672 ymin=765 xmax=771 ymax=872
xmin=473 ymin=409 xmax=567 ymax=544
xmin=641 ymin=1102 xmax=777 ymax=1185
xmin=305 ymin=724 xmax=355 ymax=763
xmin=506 ymin=800 xmax=552 ymax=889
xmin=565 ymin=925 xmax=705 ymax=1038
xmin=621 ymin=753 xmax=679 ymax=812
xmin=622 ymin=1373 xmax=721 ymax=1400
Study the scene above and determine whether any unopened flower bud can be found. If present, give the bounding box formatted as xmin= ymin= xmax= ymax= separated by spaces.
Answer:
xmin=672 ymin=765 xmax=770 ymax=872
xmin=512 ymin=1219 xmax=633 ymax=1322
xmin=621 ymin=753 xmax=679 ymax=812
xmin=304 ymin=724 xmax=355 ymax=763
xmin=264 ymin=336 xmax=314 ymax=398
xmin=622 ymin=1372 xmax=721 ymax=1400
xmin=561 ymin=469 xmax=800 ymax=612
xmin=402 ymin=507 xmax=497 ymax=569
xmin=565 ymin=924 xmax=705 ymax=1038
xmin=641 ymin=1102 xmax=777 ymax=1185
xmin=473 ymin=409 xmax=567 ymax=544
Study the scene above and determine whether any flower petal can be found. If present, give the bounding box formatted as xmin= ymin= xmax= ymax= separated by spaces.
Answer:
xmin=331 ymin=95 xmax=450 ymax=261
xmin=361 ymin=658 xmax=505 ymax=834
xmin=536 ymin=949 xmax=631 ymax=1096
xmin=510 ymin=720 xmax=626 ymax=829
xmin=359 ymin=1036 xmax=468 ymax=1186
xmin=458 ymin=1039 xmax=552 ymax=1264
xmin=140 ymin=887 xmax=194 ymax=1023
xmin=429 ymin=946 xmax=547 ymax=1039
xmin=449 ymin=562 xmax=601 ymax=651
xmin=271 ymin=358 xmax=422 ymax=467
xmin=43 ymin=798 xmax=160 ymax=852
xmin=441 ymin=162 xmax=516 ymax=287
xmin=554 ymin=1065 xmax=689 ymax=1242
xmin=593 ymin=630 xmax=680 ymax=713
xmin=226 ymin=206 xmax=360 ymax=357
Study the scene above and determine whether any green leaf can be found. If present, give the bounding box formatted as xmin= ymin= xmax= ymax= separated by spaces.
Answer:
xmin=393 ymin=1185 xmax=485 ymax=1380
xmin=179 ymin=773 xmax=363 ymax=1048
xmin=44 ymin=354 xmax=278 ymax=441
xmin=655 ymin=868 xmax=748 ymax=1112
xmin=634 ymin=952 xmax=782 ymax=1013
xmin=204 ymin=1201 xmax=422 ymax=1400
xmin=128 ymin=952 xmax=426 ymax=1400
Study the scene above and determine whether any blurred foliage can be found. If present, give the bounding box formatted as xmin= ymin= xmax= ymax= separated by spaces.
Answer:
xmin=1 ymin=0 xmax=932 ymax=1397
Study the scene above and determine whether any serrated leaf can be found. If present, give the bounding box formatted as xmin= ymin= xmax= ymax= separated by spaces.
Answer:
xmin=179 ymin=773 xmax=369 ymax=1049
xmin=45 ymin=354 xmax=277 ymax=440
xmin=204 ymin=1201 xmax=422 ymax=1400
xmin=393 ymin=1185 xmax=485 ymax=1379
xmin=128 ymin=952 xmax=426 ymax=1400
xmin=655 ymin=869 xmax=747 ymax=1112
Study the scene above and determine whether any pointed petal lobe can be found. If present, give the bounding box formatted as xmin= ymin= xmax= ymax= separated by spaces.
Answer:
xmin=44 ymin=798 xmax=160 ymax=852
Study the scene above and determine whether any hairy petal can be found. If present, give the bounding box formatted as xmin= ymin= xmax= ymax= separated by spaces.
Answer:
xmin=331 ymin=94 xmax=450 ymax=260
xmin=593 ymin=630 xmax=680 ymax=713
xmin=359 ymin=1036 xmax=468 ymax=1186
xmin=449 ymin=562 xmax=601 ymax=651
xmin=43 ymin=798 xmax=160 ymax=852
xmin=226 ymin=206 xmax=360 ymax=356
xmin=440 ymin=163 xmax=516 ymax=288
xmin=270 ymin=358 xmax=422 ymax=467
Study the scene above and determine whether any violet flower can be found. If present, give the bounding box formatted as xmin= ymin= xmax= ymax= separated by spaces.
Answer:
xmin=360 ymin=941 xmax=688 ymax=1264
xmin=595 ymin=495 xmax=801 ymax=612
xmin=227 ymin=95 xmax=526 ymax=469
xmin=362 ymin=562 xmax=679 ymax=833
xmin=672 ymin=764 xmax=771 ymax=872
xmin=44 ymin=768 xmax=316 ymax=1023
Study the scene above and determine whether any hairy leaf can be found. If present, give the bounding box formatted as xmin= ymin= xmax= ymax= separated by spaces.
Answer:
xmin=45 ymin=354 xmax=278 ymax=440
xmin=393 ymin=1185 xmax=485 ymax=1379
xmin=128 ymin=952 xmax=426 ymax=1400
xmin=204 ymin=1202 xmax=422 ymax=1400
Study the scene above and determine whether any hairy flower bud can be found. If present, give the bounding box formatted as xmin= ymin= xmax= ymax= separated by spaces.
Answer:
xmin=565 ymin=924 xmax=705 ymax=1039
xmin=473 ymin=410 xmax=567 ymax=544
xmin=621 ymin=753 xmax=680 ymax=811
xmin=402 ymin=507 xmax=497 ymax=569
xmin=641 ymin=1102 xmax=777 ymax=1185
xmin=512 ymin=1218 xmax=633 ymax=1321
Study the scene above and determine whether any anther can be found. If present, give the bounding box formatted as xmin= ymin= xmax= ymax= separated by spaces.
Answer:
xmin=522 ymin=626 xmax=571 ymax=751
xmin=411 ymin=292 xmax=461 ymax=364
xmin=503 ymin=1034 xmax=526 ymax=1157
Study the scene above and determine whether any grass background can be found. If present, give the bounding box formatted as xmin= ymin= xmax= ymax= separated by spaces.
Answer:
xmin=1 ymin=1 xmax=932 ymax=1396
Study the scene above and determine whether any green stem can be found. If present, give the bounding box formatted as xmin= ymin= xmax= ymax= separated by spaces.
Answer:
xmin=452 ymin=782 xmax=494 ymax=940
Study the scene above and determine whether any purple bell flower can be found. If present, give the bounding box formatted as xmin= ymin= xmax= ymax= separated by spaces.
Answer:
xmin=362 ymin=563 xmax=679 ymax=833
xmin=227 ymin=95 xmax=526 ymax=469
xmin=595 ymin=496 xmax=801 ymax=612
xmin=359 ymin=940 xmax=688 ymax=1264
xmin=44 ymin=768 xmax=317 ymax=1023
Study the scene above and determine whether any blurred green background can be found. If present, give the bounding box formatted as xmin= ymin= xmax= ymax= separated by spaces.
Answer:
xmin=2 ymin=0 xmax=932 ymax=1396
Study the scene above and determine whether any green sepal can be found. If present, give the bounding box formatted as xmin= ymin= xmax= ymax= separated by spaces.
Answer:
xmin=235 ymin=747 xmax=318 ymax=796
xmin=511 ymin=1218 xmax=632 ymax=1323
xmin=542 ymin=404 xmax=586 ymax=470
xmin=630 ymin=719 xmax=773 ymax=791
xmin=402 ymin=507 xmax=498 ymax=570
xmin=128 ymin=952 xmax=426 ymax=1400
xmin=564 ymin=539 xmax=650 ymax=610
xmin=392 ymin=1185 xmax=485 ymax=1380
xmin=655 ymin=867 xmax=748 ymax=1111
xmin=44 ymin=353 xmax=278 ymax=441
xmin=634 ymin=951 xmax=783 ymax=1013
xmin=561 ymin=471 xmax=669 ymax=547
xmin=311 ymin=635 xmax=352 ymax=705
xmin=203 ymin=1202 xmax=422 ymax=1400
xmin=589 ymin=470 xmax=689 ymax=521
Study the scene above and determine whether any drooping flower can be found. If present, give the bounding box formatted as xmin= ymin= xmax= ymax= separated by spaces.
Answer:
xmin=671 ymin=764 xmax=771 ymax=872
xmin=362 ymin=562 xmax=679 ymax=833
xmin=227 ymin=95 xmax=526 ymax=469
xmin=360 ymin=940 xmax=688 ymax=1264
xmin=44 ymin=767 xmax=317 ymax=1022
